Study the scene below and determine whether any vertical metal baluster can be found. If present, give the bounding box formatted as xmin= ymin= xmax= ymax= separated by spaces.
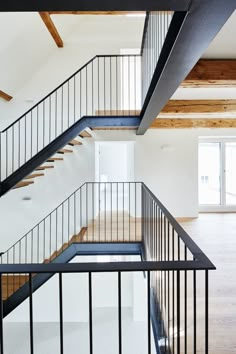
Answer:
xmin=29 ymin=273 xmax=34 ymax=354
xmin=98 ymin=58 xmax=100 ymax=115
xmin=116 ymin=56 xmax=118 ymax=113
xmin=73 ymin=76 xmax=76 ymax=122
xmin=110 ymin=56 xmax=112 ymax=113
xmin=61 ymin=86 xmax=64 ymax=133
xmin=123 ymin=182 xmax=124 ymax=241
xmin=0 ymin=273 xmax=3 ymax=354
xmin=111 ymin=183 xmax=112 ymax=241
xmin=43 ymin=102 xmax=45 ymax=147
xmin=59 ymin=273 xmax=64 ymax=354
xmin=147 ymin=271 xmax=151 ymax=354
xmin=49 ymin=95 xmax=52 ymax=142
xmin=205 ymin=270 xmax=209 ymax=354
xmin=92 ymin=184 xmax=95 ymax=241
xmin=0 ymin=133 xmax=1 ymax=181
xmin=135 ymin=183 xmax=137 ymax=240
xmin=36 ymin=106 xmax=39 ymax=152
xmin=128 ymin=56 xmax=130 ymax=115
xmin=86 ymin=66 xmax=88 ymax=115
xmin=30 ymin=111 xmax=33 ymax=158
xmin=104 ymin=57 xmax=105 ymax=113
xmin=105 ymin=182 xmax=106 ymax=241
xmin=43 ymin=220 xmax=46 ymax=261
xmin=68 ymin=81 xmax=70 ymax=128
xmin=129 ymin=183 xmax=130 ymax=241
xmin=92 ymin=60 xmax=94 ymax=115
xmin=184 ymin=245 xmax=187 ymax=354
xmin=117 ymin=183 xmax=118 ymax=241
xmin=12 ymin=125 xmax=14 ymax=173
xmin=56 ymin=209 xmax=58 ymax=256
xmin=74 ymin=193 xmax=76 ymax=236
xmin=6 ymin=130 xmax=8 ymax=178
xmin=193 ymin=269 xmax=197 ymax=354
xmin=31 ymin=231 xmax=33 ymax=263
xmin=24 ymin=116 xmax=27 ymax=162
xmin=118 ymin=271 xmax=122 ymax=354
xmin=55 ymin=90 xmax=58 ymax=137
xmin=68 ymin=198 xmax=70 ymax=244
xmin=88 ymin=272 xmax=93 ymax=354
xmin=62 ymin=204 xmax=64 ymax=251
xmin=99 ymin=183 xmax=101 ymax=241
xmin=177 ymin=270 xmax=180 ymax=354
xmin=18 ymin=121 xmax=20 ymax=169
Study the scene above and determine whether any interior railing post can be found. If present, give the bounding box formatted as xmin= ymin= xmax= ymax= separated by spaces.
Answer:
xmin=29 ymin=273 xmax=34 ymax=354
xmin=0 ymin=273 xmax=3 ymax=354
xmin=177 ymin=270 xmax=180 ymax=354
xmin=205 ymin=270 xmax=209 ymax=354
xmin=118 ymin=271 xmax=122 ymax=354
xmin=88 ymin=272 xmax=93 ymax=354
xmin=147 ymin=270 xmax=151 ymax=354
xmin=59 ymin=272 xmax=64 ymax=354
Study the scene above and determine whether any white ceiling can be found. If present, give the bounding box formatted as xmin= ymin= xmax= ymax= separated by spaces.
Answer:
xmin=0 ymin=9 xmax=236 ymax=119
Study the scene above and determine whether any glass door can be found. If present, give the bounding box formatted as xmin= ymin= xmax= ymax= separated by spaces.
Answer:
xmin=225 ymin=142 xmax=236 ymax=205
xmin=199 ymin=139 xmax=236 ymax=211
xmin=199 ymin=142 xmax=221 ymax=206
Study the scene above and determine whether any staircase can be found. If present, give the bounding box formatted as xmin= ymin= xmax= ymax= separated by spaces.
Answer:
xmin=13 ymin=129 xmax=92 ymax=189
xmin=0 ymin=55 xmax=141 ymax=196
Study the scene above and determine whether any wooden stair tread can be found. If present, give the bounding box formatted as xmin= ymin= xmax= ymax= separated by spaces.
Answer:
xmin=35 ymin=165 xmax=54 ymax=170
xmin=47 ymin=157 xmax=64 ymax=162
xmin=57 ymin=149 xmax=73 ymax=154
xmin=24 ymin=173 xmax=44 ymax=179
xmin=68 ymin=139 xmax=82 ymax=146
xmin=79 ymin=131 xmax=92 ymax=138
xmin=13 ymin=181 xmax=34 ymax=189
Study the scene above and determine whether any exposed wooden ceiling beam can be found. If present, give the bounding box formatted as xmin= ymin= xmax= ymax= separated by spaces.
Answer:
xmin=39 ymin=12 xmax=63 ymax=48
xmin=160 ymin=100 xmax=236 ymax=117
xmin=0 ymin=90 xmax=13 ymax=102
xmin=48 ymin=11 xmax=145 ymax=15
xmin=150 ymin=118 xmax=236 ymax=129
xmin=182 ymin=60 xmax=236 ymax=87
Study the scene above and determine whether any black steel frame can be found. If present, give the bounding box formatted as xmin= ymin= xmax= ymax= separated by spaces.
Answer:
xmin=0 ymin=0 xmax=192 ymax=12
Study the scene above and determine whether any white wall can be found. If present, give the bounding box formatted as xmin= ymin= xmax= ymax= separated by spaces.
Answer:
xmin=0 ymin=15 xmax=144 ymax=130
xmin=2 ymin=127 xmax=236 ymax=253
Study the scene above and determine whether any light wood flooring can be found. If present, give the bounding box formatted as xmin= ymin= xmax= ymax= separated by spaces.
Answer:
xmin=179 ymin=213 xmax=236 ymax=354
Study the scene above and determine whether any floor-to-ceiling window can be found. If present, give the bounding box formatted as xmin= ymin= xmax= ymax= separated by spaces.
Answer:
xmin=199 ymin=138 xmax=236 ymax=211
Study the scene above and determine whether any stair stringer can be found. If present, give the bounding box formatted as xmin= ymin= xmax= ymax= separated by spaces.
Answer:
xmin=0 ymin=116 xmax=141 ymax=197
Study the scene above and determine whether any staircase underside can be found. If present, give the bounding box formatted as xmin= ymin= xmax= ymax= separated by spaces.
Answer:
xmin=0 ymin=116 xmax=141 ymax=197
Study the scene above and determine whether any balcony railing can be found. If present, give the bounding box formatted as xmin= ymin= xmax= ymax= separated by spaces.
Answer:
xmin=0 ymin=182 xmax=215 ymax=354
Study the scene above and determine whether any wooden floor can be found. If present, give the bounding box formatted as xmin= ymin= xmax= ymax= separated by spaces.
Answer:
xmin=179 ymin=214 xmax=236 ymax=354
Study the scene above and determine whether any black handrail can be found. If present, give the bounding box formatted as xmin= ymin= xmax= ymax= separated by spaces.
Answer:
xmin=1 ymin=54 xmax=140 ymax=133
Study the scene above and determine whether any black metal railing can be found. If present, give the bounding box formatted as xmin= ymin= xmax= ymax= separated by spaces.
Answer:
xmin=141 ymin=11 xmax=174 ymax=104
xmin=0 ymin=182 xmax=142 ymax=265
xmin=0 ymin=55 xmax=141 ymax=182
xmin=141 ymin=183 xmax=215 ymax=354
xmin=0 ymin=182 xmax=215 ymax=353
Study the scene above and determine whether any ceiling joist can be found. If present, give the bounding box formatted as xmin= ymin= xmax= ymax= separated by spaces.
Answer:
xmin=182 ymin=60 xmax=236 ymax=87
xmin=160 ymin=100 xmax=236 ymax=117
xmin=151 ymin=118 xmax=236 ymax=129
xmin=39 ymin=12 xmax=63 ymax=48
xmin=0 ymin=90 xmax=13 ymax=102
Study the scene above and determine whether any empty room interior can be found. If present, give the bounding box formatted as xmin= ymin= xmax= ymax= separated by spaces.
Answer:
xmin=0 ymin=2 xmax=236 ymax=354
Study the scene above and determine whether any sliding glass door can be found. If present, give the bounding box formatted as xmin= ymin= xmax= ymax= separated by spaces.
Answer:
xmin=199 ymin=139 xmax=236 ymax=211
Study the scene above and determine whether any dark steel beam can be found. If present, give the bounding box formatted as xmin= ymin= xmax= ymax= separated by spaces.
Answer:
xmin=137 ymin=0 xmax=236 ymax=134
xmin=0 ymin=0 xmax=191 ymax=12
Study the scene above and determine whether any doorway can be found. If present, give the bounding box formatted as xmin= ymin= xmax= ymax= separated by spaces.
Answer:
xmin=95 ymin=141 xmax=134 ymax=213
xmin=199 ymin=138 xmax=236 ymax=211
